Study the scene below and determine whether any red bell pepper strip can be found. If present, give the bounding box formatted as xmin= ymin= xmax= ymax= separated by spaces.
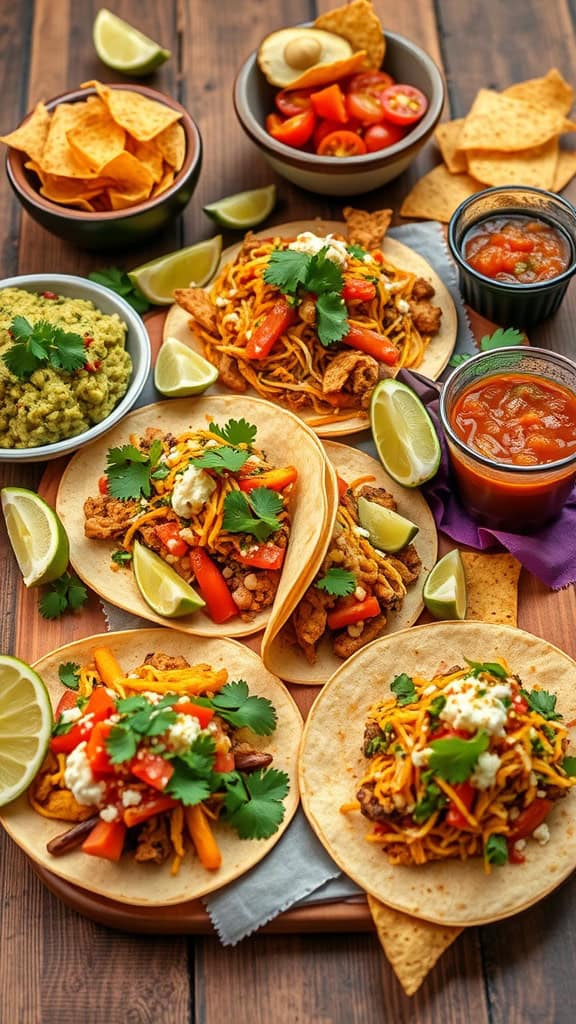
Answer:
xmin=508 ymin=841 xmax=526 ymax=864
xmin=55 ymin=690 xmax=79 ymax=717
xmin=327 ymin=595 xmax=380 ymax=631
xmin=189 ymin=547 xmax=238 ymax=624
xmin=310 ymin=83 xmax=348 ymax=124
xmin=214 ymin=750 xmax=235 ymax=774
xmin=342 ymin=280 xmax=377 ymax=302
xmin=122 ymin=794 xmax=178 ymax=828
xmin=342 ymin=324 xmax=399 ymax=365
xmin=98 ymin=475 xmax=109 ymax=495
xmin=85 ymin=722 xmax=115 ymax=778
xmin=131 ymin=752 xmax=174 ymax=792
xmin=337 ymin=476 xmax=349 ymax=499
xmin=174 ymin=701 xmax=215 ymax=728
xmin=81 ymin=819 xmax=127 ymax=862
xmin=85 ymin=686 xmax=117 ymax=719
xmin=238 ymin=466 xmax=298 ymax=492
xmin=508 ymin=799 xmax=553 ymax=842
xmin=445 ymin=781 xmax=475 ymax=829
xmin=50 ymin=686 xmax=116 ymax=754
xmin=155 ymin=522 xmax=189 ymax=558
xmin=235 ymin=544 xmax=285 ymax=571
xmin=245 ymin=299 xmax=296 ymax=360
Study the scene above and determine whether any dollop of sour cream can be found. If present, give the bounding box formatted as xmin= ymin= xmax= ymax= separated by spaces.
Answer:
xmin=171 ymin=465 xmax=216 ymax=518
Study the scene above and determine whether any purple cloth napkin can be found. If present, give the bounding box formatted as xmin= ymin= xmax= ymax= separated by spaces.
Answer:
xmin=399 ymin=370 xmax=576 ymax=590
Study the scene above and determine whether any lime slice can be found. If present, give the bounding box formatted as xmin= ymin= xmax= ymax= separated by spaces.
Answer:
xmin=1 ymin=487 xmax=69 ymax=587
xmin=203 ymin=185 xmax=277 ymax=229
xmin=423 ymin=549 xmax=467 ymax=620
xmin=370 ymin=379 xmax=441 ymax=488
xmin=132 ymin=540 xmax=206 ymax=618
xmin=155 ymin=337 xmax=219 ymax=397
xmin=93 ymin=8 xmax=170 ymax=75
xmin=0 ymin=655 xmax=53 ymax=807
xmin=128 ymin=236 xmax=222 ymax=305
xmin=357 ymin=496 xmax=419 ymax=553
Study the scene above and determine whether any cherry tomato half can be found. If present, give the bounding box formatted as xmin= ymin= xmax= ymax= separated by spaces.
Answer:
xmin=380 ymin=84 xmax=429 ymax=126
xmin=275 ymin=88 xmax=313 ymax=118
xmin=265 ymin=112 xmax=284 ymax=133
xmin=313 ymin=117 xmax=361 ymax=150
xmin=363 ymin=121 xmax=407 ymax=152
xmin=346 ymin=90 xmax=385 ymax=125
xmin=317 ymin=130 xmax=367 ymax=157
xmin=269 ymin=108 xmax=316 ymax=148
xmin=348 ymin=70 xmax=396 ymax=95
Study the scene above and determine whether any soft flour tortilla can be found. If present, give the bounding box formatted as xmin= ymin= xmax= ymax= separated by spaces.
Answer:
xmin=299 ymin=621 xmax=576 ymax=926
xmin=261 ymin=441 xmax=438 ymax=685
xmin=56 ymin=394 xmax=330 ymax=638
xmin=0 ymin=629 xmax=302 ymax=906
xmin=163 ymin=220 xmax=458 ymax=438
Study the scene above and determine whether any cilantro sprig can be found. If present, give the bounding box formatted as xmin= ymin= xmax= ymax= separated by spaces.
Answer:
xmin=412 ymin=772 xmax=447 ymax=824
xmin=88 ymin=267 xmax=150 ymax=314
xmin=106 ymin=694 xmax=179 ymax=763
xmin=520 ymin=687 xmax=563 ymax=722
xmin=58 ymin=662 xmax=80 ymax=690
xmin=391 ymin=673 xmax=417 ymax=707
xmin=105 ymin=438 xmax=166 ymax=500
xmin=192 ymin=447 xmax=250 ymax=474
xmin=208 ymin=418 xmax=257 ymax=447
xmin=2 ymin=316 xmax=88 ymax=379
xmin=484 ymin=833 xmax=509 ymax=866
xmin=465 ymin=659 xmax=508 ymax=680
xmin=221 ymin=768 xmax=290 ymax=839
xmin=39 ymin=573 xmax=88 ymax=620
xmin=223 ymin=488 xmax=283 ymax=541
xmin=448 ymin=328 xmax=525 ymax=368
xmin=315 ymin=567 xmax=356 ymax=597
xmin=209 ymin=679 xmax=277 ymax=735
xmin=263 ymin=247 xmax=348 ymax=347
xmin=428 ymin=731 xmax=489 ymax=784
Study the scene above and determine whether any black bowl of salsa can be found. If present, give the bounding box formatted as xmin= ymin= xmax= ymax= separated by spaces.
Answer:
xmin=448 ymin=186 xmax=576 ymax=328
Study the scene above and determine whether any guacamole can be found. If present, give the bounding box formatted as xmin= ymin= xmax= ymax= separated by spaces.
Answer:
xmin=0 ymin=288 xmax=132 ymax=449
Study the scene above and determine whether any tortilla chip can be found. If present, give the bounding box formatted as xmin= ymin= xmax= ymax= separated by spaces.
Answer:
xmin=39 ymin=174 xmax=112 ymax=204
xmin=65 ymin=98 xmax=126 ymax=172
xmin=343 ymin=206 xmax=392 ymax=248
xmin=466 ymin=138 xmax=559 ymax=189
xmin=0 ymin=101 xmax=50 ymax=165
xmin=459 ymin=89 xmax=575 ymax=153
xmin=97 ymin=151 xmax=154 ymax=199
xmin=37 ymin=102 xmax=102 ymax=178
xmin=503 ymin=68 xmax=574 ymax=117
xmin=460 ymin=551 xmax=521 ymax=626
xmin=434 ymin=119 xmax=467 ymax=173
xmin=81 ymin=80 xmax=181 ymax=141
xmin=314 ymin=0 xmax=385 ymax=70
xmin=400 ymin=164 xmax=481 ymax=223
xmin=125 ymin=137 xmax=164 ymax=184
xmin=154 ymin=121 xmax=186 ymax=171
xmin=554 ymin=148 xmax=576 ymax=191
xmin=287 ymin=50 xmax=368 ymax=91
xmin=151 ymin=167 xmax=175 ymax=197
xmin=367 ymin=896 xmax=462 ymax=996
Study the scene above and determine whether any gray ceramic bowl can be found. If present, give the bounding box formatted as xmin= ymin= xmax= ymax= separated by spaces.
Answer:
xmin=5 ymin=85 xmax=202 ymax=251
xmin=0 ymin=274 xmax=151 ymax=462
xmin=234 ymin=30 xmax=444 ymax=196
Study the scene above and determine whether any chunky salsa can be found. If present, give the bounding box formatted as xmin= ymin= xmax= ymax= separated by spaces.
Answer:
xmin=463 ymin=215 xmax=571 ymax=284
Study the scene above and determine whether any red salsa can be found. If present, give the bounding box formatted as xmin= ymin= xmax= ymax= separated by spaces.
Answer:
xmin=463 ymin=215 xmax=571 ymax=284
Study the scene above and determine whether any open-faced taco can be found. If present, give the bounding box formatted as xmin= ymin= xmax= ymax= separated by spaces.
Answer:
xmin=56 ymin=395 xmax=332 ymax=637
xmin=164 ymin=213 xmax=457 ymax=437
xmin=0 ymin=629 xmax=302 ymax=905
xmin=262 ymin=441 xmax=437 ymax=684
xmin=299 ymin=621 xmax=576 ymax=926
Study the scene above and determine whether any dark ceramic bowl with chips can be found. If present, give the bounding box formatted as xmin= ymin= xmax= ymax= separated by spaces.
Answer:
xmin=448 ymin=185 xmax=576 ymax=328
xmin=4 ymin=85 xmax=202 ymax=251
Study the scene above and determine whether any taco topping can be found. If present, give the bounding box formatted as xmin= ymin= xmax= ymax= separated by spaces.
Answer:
xmin=30 ymin=647 xmax=289 ymax=872
xmin=348 ymin=659 xmax=576 ymax=870
xmin=82 ymin=417 xmax=296 ymax=622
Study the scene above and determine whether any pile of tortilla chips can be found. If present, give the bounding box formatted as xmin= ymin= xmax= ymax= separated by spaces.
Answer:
xmin=0 ymin=80 xmax=186 ymax=212
xmin=401 ymin=69 xmax=576 ymax=223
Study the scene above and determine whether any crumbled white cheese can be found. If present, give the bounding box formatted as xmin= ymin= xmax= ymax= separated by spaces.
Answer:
xmin=171 ymin=465 xmax=216 ymax=518
xmin=440 ymin=676 xmax=511 ymax=737
xmin=536 ymin=789 xmax=547 ymax=798
xmin=411 ymin=746 xmax=433 ymax=768
xmin=121 ymin=788 xmax=143 ymax=808
xmin=529 ymin=771 xmax=538 ymax=787
xmin=514 ymin=838 xmax=526 ymax=852
xmin=288 ymin=231 xmax=348 ymax=268
xmin=353 ymin=526 xmax=371 ymax=538
xmin=215 ymin=296 xmax=228 ymax=308
xmin=423 ymin=684 xmax=437 ymax=696
xmin=509 ymin=807 xmax=520 ymax=820
xmin=100 ymin=805 xmax=120 ymax=823
xmin=64 ymin=742 xmax=106 ymax=806
xmin=470 ymin=751 xmax=501 ymax=790
xmin=60 ymin=706 xmax=82 ymax=724
xmin=532 ymin=822 xmax=551 ymax=846
xmin=167 ymin=713 xmax=202 ymax=754
xmin=396 ymin=298 xmax=410 ymax=314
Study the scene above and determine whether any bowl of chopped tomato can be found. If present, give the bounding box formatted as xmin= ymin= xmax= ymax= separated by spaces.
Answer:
xmin=448 ymin=186 xmax=576 ymax=327
xmin=234 ymin=30 xmax=445 ymax=196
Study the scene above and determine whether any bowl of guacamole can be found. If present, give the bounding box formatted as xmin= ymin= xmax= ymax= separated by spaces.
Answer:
xmin=0 ymin=275 xmax=151 ymax=462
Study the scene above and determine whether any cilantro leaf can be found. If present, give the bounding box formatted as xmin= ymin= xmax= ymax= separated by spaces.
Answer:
xmin=192 ymin=446 xmax=250 ymax=474
xmin=465 ymin=659 xmax=508 ymax=679
xmin=427 ymin=694 xmax=447 ymax=724
xmin=305 ymin=248 xmax=344 ymax=294
xmin=562 ymin=757 xmax=576 ymax=777
xmin=38 ymin=589 xmax=68 ymax=620
xmin=58 ymin=662 xmax=80 ymax=690
xmin=2 ymin=317 xmax=87 ymax=379
xmin=391 ymin=673 xmax=417 ymax=707
xmin=223 ymin=489 xmax=282 ymax=541
xmin=88 ymin=267 xmax=150 ymax=314
xmin=116 ymin=696 xmax=148 ymax=713
xmin=412 ymin=779 xmax=446 ymax=823
xmin=521 ymin=688 xmax=563 ymax=721
xmin=448 ymin=352 xmax=472 ymax=368
xmin=211 ymin=679 xmax=277 ymax=735
xmin=316 ymin=292 xmax=348 ymax=346
xmin=428 ymin=731 xmax=489 ymax=783
xmin=249 ymin=487 xmax=283 ymax=526
xmin=2 ymin=343 xmax=40 ymax=378
xmin=208 ymin=418 xmax=257 ymax=448
xmin=106 ymin=724 xmax=138 ymax=764
xmin=105 ymin=443 xmax=156 ymax=500
xmin=175 ymin=733 xmax=216 ymax=776
xmin=263 ymin=249 xmax=311 ymax=294
xmin=480 ymin=327 xmax=524 ymax=351
xmin=484 ymin=833 xmax=509 ymax=866
xmin=111 ymin=549 xmax=132 ymax=565
xmin=166 ymin=765 xmax=213 ymax=806
xmin=315 ymin=567 xmax=356 ymax=597
xmin=47 ymin=327 xmax=86 ymax=373
xmin=11 ymin=315 xmax=34 ymax=342
xmin=67 ymin=577 xmax=88 ymax=611
xmin=39 ymin=573 xmax=88 ymax=620
xmin=347 ymin=243 xmax=368 ymax=260
xmin=223 ymin=768 xmax=289 ymax=839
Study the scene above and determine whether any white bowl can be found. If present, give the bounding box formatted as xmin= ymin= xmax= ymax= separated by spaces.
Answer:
xmin=0 ymin=274 xmax=151 ymax=462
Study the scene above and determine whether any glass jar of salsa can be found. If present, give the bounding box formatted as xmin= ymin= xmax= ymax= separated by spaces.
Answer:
xmin=439 ymin=348 xmax=576 ymax=531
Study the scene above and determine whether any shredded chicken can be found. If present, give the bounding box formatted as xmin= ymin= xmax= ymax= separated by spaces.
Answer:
xmin=143 ymin=652 xmax=191 ymax=671
xmin=292 ymin=587 xmax=333 ymax=663
xmin=408 ymin=299 xmax=442 ymax=336
xmin=83 ymin=496 xmax=139 ymax=540
xmin=134 ymin=815 xmax=172 ymax=864
xmin=412 ymin=276 xmax=435 ymax=301
xmin=208 ymin=350 xmax=247 ymax=392
xmin=333 ymin=613 xmax=387 ymax=658
xmin=386 ymin=544 xmax=422 ymax=586
xmin=174 ymin=287 xmax=218 ymax=335
xmin=357 ymin=485 xmax=397 ymax=511
xmin=322 ymin=351 xmax=379 ymax=409
xmin=343 ymin=207 xmax=393 ymax=249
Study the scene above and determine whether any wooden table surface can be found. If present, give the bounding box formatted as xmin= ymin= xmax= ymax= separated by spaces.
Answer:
xmin=2 ymin=1 xmax=576 ymax=1021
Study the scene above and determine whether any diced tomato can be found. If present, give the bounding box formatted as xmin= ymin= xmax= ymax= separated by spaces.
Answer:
xmin=122 ymin=794 xmax=178 ymax=828
xmin=348 ymin=71 xmax=395 ymax=96
xmin=445 ymin=782 xmax=475 ymax=829
xmin=55 ymin=690 xmax=79 ymax=717
xmin=310 ymin=83 xmax=348 ymax=124
xmin=508 ymin=841 xmax=526 ymax=864
xmin=81 ymin=819 xmax=126 ymax=862
xmin=236 ymin=543 xmax=285 ymax=571
xmin=490 ymin=232 xmax=534 ymax=253
xmin=214 ymin=751 xmax=235 ymax=774
xmin=85 ymin=721 xmax=115 ymax=777
xmin=380 ymin=84 xmax=428 ymax=126
xmin=238 ymin=466 xmax=298 ymax=492
xmin=98 ymin=475 xmax=109 ymax=495
xmin=363 ymin=122 xmax=406 ymax=152
xmin=327 ymin=595 xmax=380 ymax=631
xmin=41 ymin=291 xmax=59 ymax=300
xmin=50 ymin=686 xmax=116 ymax=754
xmin=245 ymin=298 xmax=296 ymax=360
xmin=265 ymin=112 xmax=284 ymax=134
xmin=269 ymin=108 xmax=316 ymax=148
xmin=372 ymin=250 xmax=384 ymax=264
xmin=85 ymin=686 xmax=117 ymax=720
xmin=275 ymin=88 xmax=313 ymax=118
xmin=342 ymin=279 xmax=377 ymax=302
xmin=346 ymin=90 xmax=385 ymax=125
xmin=508 ymin=799 xmax=553 ymax=842
xmin=342 ymin=323 xmax=399 ymax=365
xmin=155 ymin=522 xmax=189 ymax=558
xmin=131 ymin=752 xmax=174 ymax=792
xmin=173 ymin=702 xmax=215 ymax=728
xmin=189 ymin=547 xmax=238 ymax=624
xmin=512 ymin=693 xmax=529 ymax=714
xmin=313 ymin=117 xmax=361 ymax=151
xmin=317 ymin=129 xmax=367 ymax=157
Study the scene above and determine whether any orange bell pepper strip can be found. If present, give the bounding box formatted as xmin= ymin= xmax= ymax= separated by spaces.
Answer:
xmin=245 ymin=299 xmax=296 ymax=359
xmin=326 ymin=595 xmax=380 ymax=631
xmin=93 ymin=647 xmax=124 ymax=688
xmin=310 ymin=83 xmax=348 ymax=124
xmin=342 ymin=324 xmax=399 ymax=365
xmin=185 ymin=804 xmax=222 ymax=871
xmin=81 ymin=819 xmax=127 ymax=862
xmin=336 ymin=475 xmax=349 ymax=499
xmin=122 ymin=794 xmax=178 ymax=828
xmin=238 ymin=466 xmax=298 ymax=492
xmin=85 ymin=721 xmax=115 ymax=777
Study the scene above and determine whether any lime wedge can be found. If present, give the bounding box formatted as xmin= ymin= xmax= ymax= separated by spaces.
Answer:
xmin=370 ymin=379 xmax=441 ymax=488
xmin=0 ymin=655 xmax=53 ymax=807
xmin=128 ymin=236 xmax=222 ymax=305
xmin=133 ymin=540 xmax=206 ymax=618
xmin=357 ymin=496 xmax=419 ymax=553
xmin=93 ymin=8 xmax=170 ymax=75
xmin=203 ymin=185 xmax=277 ymax=229
xmin=423 ymin=549 xmax=467 ymax=620
xmin=1 ymin=487 xmax=69 ymax=587
xmin=154 ymin=337 xmax=219 ymax=397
